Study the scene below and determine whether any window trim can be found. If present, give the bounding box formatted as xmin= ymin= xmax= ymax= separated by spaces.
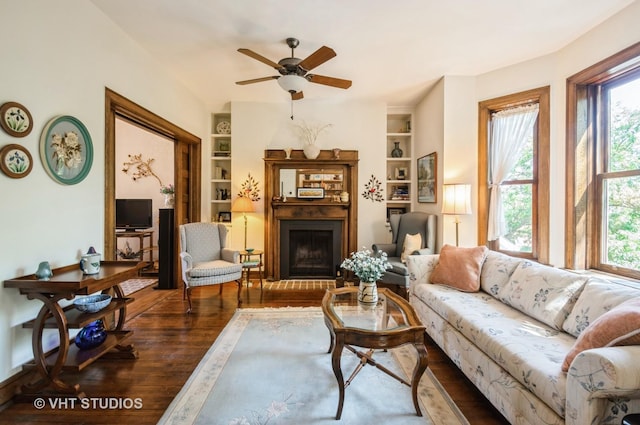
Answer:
xmin=566 ymin=41 xmax=640 ymax=279
xmin=478 ymin=86 xmax=550 ymax=263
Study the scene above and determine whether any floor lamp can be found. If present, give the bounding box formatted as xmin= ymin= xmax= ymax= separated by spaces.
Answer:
xmin=231 ymin=196 xmax=255 ymax=250
xmin=441 ymin=184 xmax=472 ymax=246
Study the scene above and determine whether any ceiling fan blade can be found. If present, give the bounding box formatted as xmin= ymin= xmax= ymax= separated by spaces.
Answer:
xmin=291 ymin=91 xmax=304 ymax=101
xmin=237 ymin=48 xmax=284 ymax=71
xmin=298 ymin=46 xmax=336 ymax=71
xmin=307 ymin=74 xmax=352 ymax=89
xmin=235 ymin=76 xmax=279 ymax=85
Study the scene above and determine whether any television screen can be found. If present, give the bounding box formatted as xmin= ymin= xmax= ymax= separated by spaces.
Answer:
xmin=115 ymin=199 xmax=153 ymax=229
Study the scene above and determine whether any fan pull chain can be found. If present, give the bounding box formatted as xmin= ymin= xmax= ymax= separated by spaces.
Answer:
xmin=290 ymin=98 xmax=294 ymax=120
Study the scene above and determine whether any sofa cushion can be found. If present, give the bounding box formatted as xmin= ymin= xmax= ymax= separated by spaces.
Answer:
xmin=562 ymin=297 xmax=640 ymax=371
xmin=401 ymin=233 xmax=422 ymax=263
xmin=480 ymin=250 xmax=522 ymax=298
xmin=563 ymin=277 xmax=640 ymax=337
xmin=412 ymin=282 xmax=574 ymax=417
xmin=498 ymin=261 xmax=588 ymax=330
xmin=429 ymin=245 xmax=488 ymax=292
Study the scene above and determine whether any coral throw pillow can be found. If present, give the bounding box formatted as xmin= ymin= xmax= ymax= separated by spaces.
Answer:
xmin=562 ymin=297 xmax=640 ymax=372
xmin=429 ymin=245 xmax=489 ymax=292
xmin=401 ymin=233 xmax=422 ymax=263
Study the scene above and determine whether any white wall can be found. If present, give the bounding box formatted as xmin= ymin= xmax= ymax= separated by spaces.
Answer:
xmin=0 ymin=1 xmax=207 ymax=383
xmin=115 ymin=118 xmax=175 ymax=252
xmin=414 ymin=78 xmax=445 ymax=246
xmin=229 ymin=99 xmax=388 ymax=252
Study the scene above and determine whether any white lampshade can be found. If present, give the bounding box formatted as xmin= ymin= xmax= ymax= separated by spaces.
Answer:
xmin=277 ymin=74 xmax=308 ymax=93
xmin=442 ymin=184 xmax=472 ymax=215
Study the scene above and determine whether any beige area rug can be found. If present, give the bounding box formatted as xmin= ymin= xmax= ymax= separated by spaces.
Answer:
xmin=158 ymin=307 xmax=469 ymax=425
xmin=119 ymin=278 xmax=157 ymax=296
xmin=262 ymin=279 xmax=338 ymax=290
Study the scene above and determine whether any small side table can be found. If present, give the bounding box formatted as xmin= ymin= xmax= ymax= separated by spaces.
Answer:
xmin=240 ymin=249 xmax=264 ymax=289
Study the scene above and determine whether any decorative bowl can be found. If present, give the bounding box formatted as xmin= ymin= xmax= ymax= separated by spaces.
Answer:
xmin=245 ymin=248 xmax=254 ymax=254
xmin=73 ymin=294 xmax=112 ymax=313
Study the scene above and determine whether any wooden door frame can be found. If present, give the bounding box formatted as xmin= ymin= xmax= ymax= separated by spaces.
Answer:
xmin=104 ymin=88 xmax=201 ymax=282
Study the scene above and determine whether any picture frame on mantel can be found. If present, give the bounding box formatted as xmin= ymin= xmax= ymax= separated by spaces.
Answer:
xmin=417 ymin=152 xmax=437 ymax=203
xmin=297 ymin=187 xmax=325 ymax=199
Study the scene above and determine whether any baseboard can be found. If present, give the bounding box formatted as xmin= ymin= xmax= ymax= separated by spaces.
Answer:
xmin=0 ymin=369 xmax=33 ymax=410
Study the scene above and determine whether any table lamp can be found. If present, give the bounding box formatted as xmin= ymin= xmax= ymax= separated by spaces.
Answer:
xmin=231 ymin=196 xmax=255 ymax=249
xmin=442 ymin=184 xmax=472 ymax=246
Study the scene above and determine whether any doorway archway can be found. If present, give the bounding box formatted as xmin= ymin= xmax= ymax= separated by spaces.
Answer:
xmin=104 ymin=88 xmax=202 ymax=286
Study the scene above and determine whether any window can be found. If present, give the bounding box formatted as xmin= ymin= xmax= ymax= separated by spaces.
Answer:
xmin=567 ymin=43 xmax=640 ymax=279
xmin=478 ymin=87 xmax=550 ymax=263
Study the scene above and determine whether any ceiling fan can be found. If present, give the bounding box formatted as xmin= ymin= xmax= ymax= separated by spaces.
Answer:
xmin=235 ymin=37 xmax=352 ymax=101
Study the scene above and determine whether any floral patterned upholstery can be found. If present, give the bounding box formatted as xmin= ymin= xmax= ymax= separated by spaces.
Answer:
xmin=407 ymin=253 xmax=640 ymax=425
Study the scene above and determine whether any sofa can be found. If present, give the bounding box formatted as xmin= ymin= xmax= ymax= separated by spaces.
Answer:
xmin=406 ymin=247 xmax=640 ymax=425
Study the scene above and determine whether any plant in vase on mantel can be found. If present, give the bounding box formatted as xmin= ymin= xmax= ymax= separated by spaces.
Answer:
xmin=160 ymin=184 xmax=175 ymax=208
xmin=293 ymin=120 xmax=332 ymax=159
xmin=340 ymin=248 xmax=391 ymax=305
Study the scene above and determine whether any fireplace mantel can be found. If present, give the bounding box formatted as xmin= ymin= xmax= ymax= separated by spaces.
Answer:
xmin=264 ymin=149 xmax=358 ymax=280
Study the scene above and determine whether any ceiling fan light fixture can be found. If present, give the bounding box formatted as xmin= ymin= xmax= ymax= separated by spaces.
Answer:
xmin=278 ymin=74 xmax=308 ymax=93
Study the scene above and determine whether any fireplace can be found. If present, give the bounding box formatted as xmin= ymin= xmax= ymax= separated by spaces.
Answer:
xmin=280 ymin=220 xmax=342 ymax=279
xmin=263 ymin=149 xmax=358 ymax=280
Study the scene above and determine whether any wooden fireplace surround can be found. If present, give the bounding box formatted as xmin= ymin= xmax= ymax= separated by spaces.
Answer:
xmin=264 ymin=149 xmax=359 ymax=280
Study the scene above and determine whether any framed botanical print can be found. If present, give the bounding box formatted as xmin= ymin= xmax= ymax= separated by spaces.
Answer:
xmin=0 ymin=144 xmax=33 ymax=178
xmin=40 ymin=115 xmax=93 ymax=185
xmin=0 ymin=102 xmax=33 ymax=137
xmin=417 ymin=152 xmax=437 ymax=203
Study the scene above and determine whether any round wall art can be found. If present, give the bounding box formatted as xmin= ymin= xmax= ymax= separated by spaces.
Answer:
xmin=0 ymin=143 xmax=33 ymax=178
xmin=40 ymin=115 xmax=93 ymax=185
xmin=0 ymin=102 xmax=33 ymax=137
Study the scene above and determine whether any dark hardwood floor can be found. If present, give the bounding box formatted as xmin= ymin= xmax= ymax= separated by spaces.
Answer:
xmin=0 ymin=281 xmax=509 ymax=424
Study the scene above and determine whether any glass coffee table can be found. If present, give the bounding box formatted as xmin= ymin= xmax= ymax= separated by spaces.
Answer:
xmin=321 ymin=286 xmax=428 ymax=420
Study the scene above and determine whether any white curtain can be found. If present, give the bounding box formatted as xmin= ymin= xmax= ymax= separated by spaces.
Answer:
xmin=487 ymin=104 xmax=539 ymax=241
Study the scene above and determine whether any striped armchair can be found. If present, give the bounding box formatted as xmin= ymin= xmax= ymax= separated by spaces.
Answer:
xmin=179 ymin=222 xmax=243 ymax=313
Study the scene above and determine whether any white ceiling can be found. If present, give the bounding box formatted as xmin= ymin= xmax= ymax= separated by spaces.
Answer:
xmin=90 ymin=0 xmax=634 ymax=107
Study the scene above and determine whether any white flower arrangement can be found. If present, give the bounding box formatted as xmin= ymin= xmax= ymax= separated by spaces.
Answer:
xmin=340 ymin=248 xmax=391 ymax=283
xmin=51 ymin=131 xmax=82 ymax=170
xmin=292 ymin=120 xmax=332 ymax=146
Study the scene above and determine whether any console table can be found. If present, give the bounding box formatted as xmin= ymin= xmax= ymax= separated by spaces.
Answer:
xmin=4 ymin=261 xmax=147 ymax=398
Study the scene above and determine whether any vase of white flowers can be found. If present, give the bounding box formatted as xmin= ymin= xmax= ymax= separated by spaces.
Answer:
xmin=293 ymin=121 xmax=331 ymax=159
xmin=160 ymin=184 xmax=175 ymax=208
xmin=340 ymin=248 xmax=391 ymax=306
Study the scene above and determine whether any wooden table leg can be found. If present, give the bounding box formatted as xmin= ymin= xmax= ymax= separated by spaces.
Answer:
xmin=331 ymin=338 xmax=345 ymax=420
xmin=411 ymin=339 xmax=429 ymax=417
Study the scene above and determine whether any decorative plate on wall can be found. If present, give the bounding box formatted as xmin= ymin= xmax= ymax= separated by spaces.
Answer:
xmin=0 ymin=102 xmax=33 ymax=137
xmin=0 ymin=143 xmax=33 ymax=178
xmin=216 ymin=120 xmax=231 ymax=134
xmin=40 ymin=115 xmax=93 ymax=185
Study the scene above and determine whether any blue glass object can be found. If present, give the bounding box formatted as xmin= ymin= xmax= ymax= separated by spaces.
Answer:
xmin=75 ymin=320 xmax=107 ymax=350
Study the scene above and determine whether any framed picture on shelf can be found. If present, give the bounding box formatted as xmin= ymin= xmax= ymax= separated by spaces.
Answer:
xmin=297 ymin=187 xmax=325 ymax=199
xmin=218 ymin=211 xmax=231 ymax=222
xmin=394 ymin=167 xmax=408 ymax=180
xmin=386 ymin=207 xmax=406 ymax=221
xmin=417 ymin=152 xmax=437 ymax=203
